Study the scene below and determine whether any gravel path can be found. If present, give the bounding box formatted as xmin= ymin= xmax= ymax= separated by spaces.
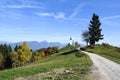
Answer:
xmin=82 ymin=51 xmax=120 ymax=80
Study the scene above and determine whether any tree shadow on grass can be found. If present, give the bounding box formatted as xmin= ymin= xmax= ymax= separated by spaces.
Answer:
xmin=60 ymin=49 xmax=79 ymax=55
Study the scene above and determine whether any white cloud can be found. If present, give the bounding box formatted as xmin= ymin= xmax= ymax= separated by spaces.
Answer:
xmin=36 ymin=12 xmax=65 ymax=19
xmin=69 ymin=3 xmax=85 ymax=19
xmin=102 ymin=20 xmax=120 ymax=27
xmin=0 ymin=0 xmax=44 ymax=18
xmin=36 ymin=12 xmax=53 ymax=17
xmin=4 ymin=5 xmax=42 ymax=9
xmin=0 ymin=9 xmax=23 ymax=18
xmin=0 ymin=0 xmax=43 ymax=9
xmin=54 ymin=12 xmax=65 ymax=19
xmin=101 ymin=15 xmax=120 ymax=21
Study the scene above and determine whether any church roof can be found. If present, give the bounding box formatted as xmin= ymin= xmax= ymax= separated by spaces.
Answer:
xmin=70 ymin=37 xmax=72 ymax=40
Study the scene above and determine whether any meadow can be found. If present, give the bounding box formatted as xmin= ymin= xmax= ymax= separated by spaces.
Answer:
xmin=0 ymin=46 xmax=92 ymax=80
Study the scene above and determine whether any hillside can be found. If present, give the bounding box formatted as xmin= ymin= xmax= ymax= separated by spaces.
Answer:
xmin=0 ymin=46 xmax=92 ymax=80
xmin=86 ymin=43 xmax=120 ymax=64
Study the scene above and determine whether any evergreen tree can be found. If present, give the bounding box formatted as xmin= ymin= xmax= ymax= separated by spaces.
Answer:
xmin=4 ymin=44 xmax=12 ymax=68
xmin=4 ymin=56 xmax=12 ymax=68
xmin=89 ymin=13 xmax=103 ymax=47
xmin=0 ymin=44 xmax=12 ymax=69
xmin=0 ymin=53 xmax=4 ymax=69
xmin=14 ymin=45 xmax=19 ymax=52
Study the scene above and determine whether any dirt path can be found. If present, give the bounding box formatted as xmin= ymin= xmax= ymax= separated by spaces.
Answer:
xmin=82 ymin=51 xmax=120 ymax=80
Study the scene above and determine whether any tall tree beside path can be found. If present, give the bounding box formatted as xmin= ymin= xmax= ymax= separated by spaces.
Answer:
xmin=89 ymin=13 xmax=103 ymax=47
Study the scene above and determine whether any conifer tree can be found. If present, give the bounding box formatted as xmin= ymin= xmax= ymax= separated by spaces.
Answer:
xmin=0 ymin=53 xmax=4 ymax=69
xmin=89 ymin=13 xmax=103 ymax=47
xmin=14 ymin=45 xmax=19 ymax=52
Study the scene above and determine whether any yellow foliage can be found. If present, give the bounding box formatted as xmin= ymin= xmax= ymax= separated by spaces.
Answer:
xmin=17 ymin=42 xmax=32 ymax=64
xmin=34 ymin=51 xmax=45 ymax=60
xmin=10 ymin=51 xmax=18 ymax=61
xmin=10 ymin=51 xmax=20 ymax=68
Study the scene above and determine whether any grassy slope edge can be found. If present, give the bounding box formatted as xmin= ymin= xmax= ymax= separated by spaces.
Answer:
xmin=86 ymin=44 xmax=120 ymax=64
xmin=0 ymin=46 xmax=92 ymax=80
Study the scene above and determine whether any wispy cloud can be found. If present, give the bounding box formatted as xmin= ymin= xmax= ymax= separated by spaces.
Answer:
xmin=0 ymin=0 xmax=43 ymax=9
xmin=101 ymin=15 xmax=120 ymax=21
xmin=0 ymin=9 xmax=23 ymax=18
xmin=36 ymin=12 xmax=53 ymax=17
xmin=36 ymin=12 xmax=65 ymax=19
xmin=2 ymin=5 xmax=42 ymax=9
xmin=0 ymin=0 xmax=44 ymax=18
xmin=54 ymin=12 xmax=65 ymax=19
xmin=69 ymin=3 xmax=85 ymax=19
xmin=102 ymin=20 xmax=120 ymax=27
xmin=35 ymin=2 xmax=88 ymax=21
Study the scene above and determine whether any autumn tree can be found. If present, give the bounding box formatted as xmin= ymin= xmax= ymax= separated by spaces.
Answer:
xmin=17 ymin=42 xmax=32 ymax=65
xmin=34 ymin=51 xmax=45 ymax=60
xmin=89 ymin=13 xmax=103 ymax=47
xmin=52 ymin=46 xmax=59 ymax=53
xmin=10 ymin=51 xmax=20 ymax=68
xmin=33 ymin=46 xmax=58 ymax=61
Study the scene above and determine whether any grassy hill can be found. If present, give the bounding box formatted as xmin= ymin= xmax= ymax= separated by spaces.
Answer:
xmin=86 ymin=43 xmax=120 ymax=64
xmin=0 ymin=46 xmax=92 ymax=80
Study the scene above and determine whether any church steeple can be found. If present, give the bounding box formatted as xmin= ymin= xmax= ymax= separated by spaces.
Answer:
xmin=69 ymin=37 xmax=73 ymax=45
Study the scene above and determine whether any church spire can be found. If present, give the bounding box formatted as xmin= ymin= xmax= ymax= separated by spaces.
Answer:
xmin=69 ymin=37 xmax=73 ymax=45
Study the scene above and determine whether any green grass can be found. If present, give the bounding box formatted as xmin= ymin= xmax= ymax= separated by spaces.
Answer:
xmin=58 ymin=45 xmax=76 ymax=54
xmin=0 ymin=46 xmax=92 ymax=80
xmin=86 ymin=44 xmax=120 ymax=64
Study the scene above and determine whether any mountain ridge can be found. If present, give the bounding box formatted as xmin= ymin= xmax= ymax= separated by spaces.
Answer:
xmin=0 ymin=41 xmax=67 ymax=51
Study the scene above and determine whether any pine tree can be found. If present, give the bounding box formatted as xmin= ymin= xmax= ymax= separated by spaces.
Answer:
xmin=0 ymin=44 xmax=12 ymax=69
xmin=14 ymin=45 xmax=18 ymax=52
xmin=89 ymin=13 xmax=103 ymax=47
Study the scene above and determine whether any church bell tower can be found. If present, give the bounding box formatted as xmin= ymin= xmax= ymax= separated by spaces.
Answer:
xmin=69 ymin=37 xmax=73 ymax=45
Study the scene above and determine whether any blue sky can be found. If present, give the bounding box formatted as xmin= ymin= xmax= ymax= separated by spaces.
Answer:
xmin=0 ymin=0 xmax=120 ymax=46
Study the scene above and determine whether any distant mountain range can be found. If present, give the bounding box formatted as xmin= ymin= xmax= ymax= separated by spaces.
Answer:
xmin=0 ymin=41 xmax=67 ymax=51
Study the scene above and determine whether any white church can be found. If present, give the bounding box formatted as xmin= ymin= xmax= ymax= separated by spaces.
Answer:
xmin=69 ymin=37 xmax=73 ymax=45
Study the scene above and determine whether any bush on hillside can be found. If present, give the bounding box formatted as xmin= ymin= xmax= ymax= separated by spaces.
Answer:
xmin=33 ymin=46 xmax=59 ymax=61
xmin=102 ymin=43 xmax=120 ymax=52
xmin=102 ymin=43 xmax=112 ymax=49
